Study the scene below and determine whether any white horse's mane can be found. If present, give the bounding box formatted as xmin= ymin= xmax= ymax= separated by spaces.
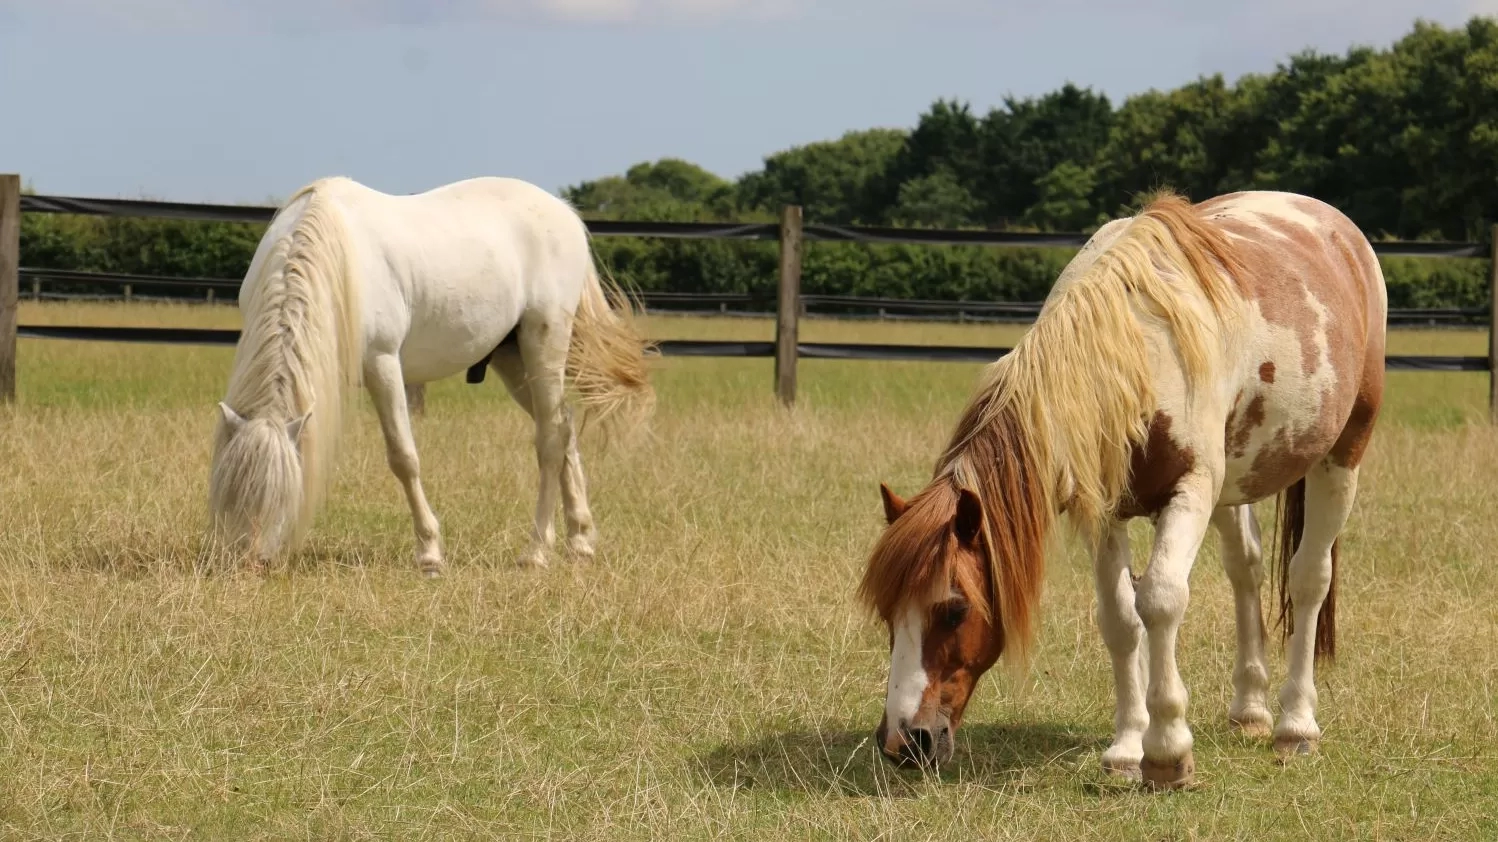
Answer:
xmin=210 ymin=179 xmax=363 ymax=553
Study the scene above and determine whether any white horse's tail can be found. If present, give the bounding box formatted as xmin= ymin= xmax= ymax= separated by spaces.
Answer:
xmin=210 ymin=181 xmax=363 ymax=555
xmin=566 ymin=263 xmax=656 ymax=442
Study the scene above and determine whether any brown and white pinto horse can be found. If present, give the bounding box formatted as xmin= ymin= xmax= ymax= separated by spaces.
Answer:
xmin=857 ymin=189 xmax=1385 ymax=790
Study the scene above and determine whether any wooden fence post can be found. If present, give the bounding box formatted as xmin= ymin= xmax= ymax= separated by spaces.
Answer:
xmin=0 ymin=174 xmax=19 ymax=404
xmin=774 ymin=205 xmax=803 ymax=407
xmin=1489 ymin=224 xmax=1498 ymax=424
xmin=406 ymin=383 xmax=426 ymax=416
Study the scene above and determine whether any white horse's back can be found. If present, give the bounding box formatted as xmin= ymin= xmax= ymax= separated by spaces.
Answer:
xmin=320 ymin=176 xmax=597 ymax=385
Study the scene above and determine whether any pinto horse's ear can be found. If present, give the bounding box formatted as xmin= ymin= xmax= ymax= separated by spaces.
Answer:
xmin=955 ymin=487 xmax=983 ymax=546
xmin=879 ymin=483 xmax=907 ymax=524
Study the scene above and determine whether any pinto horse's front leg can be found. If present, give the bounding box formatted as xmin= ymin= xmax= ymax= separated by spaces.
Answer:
xmin=1135 ymin=470 xmax=1218 ymax=790
xmin=365 ymin=353 xmax=445 ymax=577
xmin=1094 ymin=520 xmax=1150 ymax=779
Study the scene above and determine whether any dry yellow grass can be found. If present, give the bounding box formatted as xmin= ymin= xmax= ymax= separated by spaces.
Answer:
xmin=1 ymin=300 xmax=1496 ymax=839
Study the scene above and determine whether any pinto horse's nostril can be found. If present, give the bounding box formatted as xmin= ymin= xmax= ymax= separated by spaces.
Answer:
xmin=906 ymin=726 xmax=935 ymax=760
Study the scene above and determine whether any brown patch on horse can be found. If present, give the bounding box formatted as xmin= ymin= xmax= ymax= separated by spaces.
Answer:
xmin=1198 ymin=195 xmax=1343 ymax=378
xmin=1328 ymin=383 xmax=1382 ymax=469
xmin=1327 ymin=243 xmax=1387 ymax=470
xmin=1119 ymin=411 xmax=1196 ymax=519
xmin=1259 ymin=362 xmax=1276 ymax=383
xmin=1226 ymin=394 xmax=1266 ymax=459
xmin=1198 ymin=193 xmax=1384 ymax=495
xmin=1239 ymin=428 xmax=1315 ymax=500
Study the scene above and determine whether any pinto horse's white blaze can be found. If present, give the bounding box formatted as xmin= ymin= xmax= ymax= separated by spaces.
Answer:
xmin=858 ymin=189 xmax=1384 ymax=789
xmin=209 ymin=175 xmax=656 ymax=574
xmin=883 ymin=605 xmax=928 ymax=734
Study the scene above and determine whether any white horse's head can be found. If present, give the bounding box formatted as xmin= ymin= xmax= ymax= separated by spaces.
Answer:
xmin=208 ymin=401 xmax=311 ymax=563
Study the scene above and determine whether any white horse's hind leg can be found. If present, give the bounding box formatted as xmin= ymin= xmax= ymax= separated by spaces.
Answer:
xmin=491 ymin=342 xmax=597 ymax=562
xmin=1094 ymin=519 xmax=1149 ymax=779
xmin=364 ymin=353 xmax=444 ymax=577
xmin=1135 ymin=470 xmax=1217 ymax=790
xmin=1213 ymin=505 xmax=1273 ymax=737
xmin=1274 ymin=461 xmax=1358 ymax=757
xmin=510 ymin=311 xmax=588 ymax=568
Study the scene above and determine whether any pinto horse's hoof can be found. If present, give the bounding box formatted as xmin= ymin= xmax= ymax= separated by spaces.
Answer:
xmin=1140 ymin=753 xmax=1196 ymax=791
xmin=1229 ymin=713 xmax=1274 ymax=740
xmin=1101 ymin=758 xmax=1142 ymax=781
xmin=1273 ymin=736 xmax=1319 ymax=762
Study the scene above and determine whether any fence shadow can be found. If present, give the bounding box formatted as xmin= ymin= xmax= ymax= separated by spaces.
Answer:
xmin=693 ymin=721 xmax=1102 ymax=799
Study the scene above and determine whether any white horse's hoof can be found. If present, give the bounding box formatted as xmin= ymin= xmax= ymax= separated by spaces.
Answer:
xmin=565 ymin=535 xmax=596 ymax=560
xmin=417 ymin=554 xmax=445 ymax=578
xmin=516 ymin=548 xmax=549 ymax=569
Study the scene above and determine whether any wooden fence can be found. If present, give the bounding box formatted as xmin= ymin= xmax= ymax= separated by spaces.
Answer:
xmin=2 ymin=173 xmax=1497 ymax=419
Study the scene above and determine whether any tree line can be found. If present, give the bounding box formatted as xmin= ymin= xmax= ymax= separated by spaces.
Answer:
xmin=20 ymin=16 xmax=1498 ymax=311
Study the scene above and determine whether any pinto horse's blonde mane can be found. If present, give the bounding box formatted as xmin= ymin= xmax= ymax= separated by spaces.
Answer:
xmin=857 ymin=190 xmax=1246 ymax=665
xmin=210 ymin=178 xmax=363 ymax=549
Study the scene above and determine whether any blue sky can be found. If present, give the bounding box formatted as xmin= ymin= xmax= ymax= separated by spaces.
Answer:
xmin=1 ymin=0 xmax=1494 ymax=204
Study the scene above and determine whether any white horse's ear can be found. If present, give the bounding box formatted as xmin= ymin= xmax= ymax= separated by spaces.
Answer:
xmin=285 ymin=410 xmax=311 ymax=445
xmin=218 ymin=401 xmax=246 ymax=432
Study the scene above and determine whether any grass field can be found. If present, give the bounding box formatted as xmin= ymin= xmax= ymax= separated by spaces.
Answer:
xmin=2 ymin=300 xmax=1497 ymax=839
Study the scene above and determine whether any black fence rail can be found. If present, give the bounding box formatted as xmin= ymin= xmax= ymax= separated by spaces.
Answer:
xmin=15 ymin=324 xmax=1487 ymax=373
xmin=1 ymin=180 xmax=1496 ymax=417
xmin=14 ymin=268 xmax=1491 ymax=326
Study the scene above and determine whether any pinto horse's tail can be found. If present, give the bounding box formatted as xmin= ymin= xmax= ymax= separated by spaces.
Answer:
xmin=566 ymin=262 xmax=657 ymax=443
xmin=1273 ymin=478 xmax=1337 ymax=663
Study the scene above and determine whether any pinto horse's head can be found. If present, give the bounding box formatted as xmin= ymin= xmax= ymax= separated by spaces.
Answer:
xmin=858 ymin=482 xmax=1002 ymax=769
xmin=857 ymin=472 xmax=1048 ymax=770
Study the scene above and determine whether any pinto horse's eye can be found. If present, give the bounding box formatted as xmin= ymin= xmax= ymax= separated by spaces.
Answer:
xmin=940 ymin=601 xmax=969 ymax=629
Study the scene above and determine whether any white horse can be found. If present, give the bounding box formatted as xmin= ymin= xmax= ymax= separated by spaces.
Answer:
xmin=208 ymin=175 xmax=656 ymax=575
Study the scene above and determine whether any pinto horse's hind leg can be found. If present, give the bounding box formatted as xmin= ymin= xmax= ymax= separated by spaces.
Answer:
xmin=365 ymin=353 xmax=445 ymax=577
xmin=491 ymin=339 xmax=597 ymax=567
xmin=505 ymin=310 xmax=596 ymax=568
xmin=1274 ymin=460 xmax=1358 ymax=758
xmin=1213 ymin=505 xmax=1273 ymax=738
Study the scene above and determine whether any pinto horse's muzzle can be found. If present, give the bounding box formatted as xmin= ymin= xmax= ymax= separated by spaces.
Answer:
xmin=876 ymin=713 xmax=954 ymax=770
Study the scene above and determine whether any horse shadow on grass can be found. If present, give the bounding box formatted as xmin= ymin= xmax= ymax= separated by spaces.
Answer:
xmin=694 ymin=721 xmax=1106 ymax=798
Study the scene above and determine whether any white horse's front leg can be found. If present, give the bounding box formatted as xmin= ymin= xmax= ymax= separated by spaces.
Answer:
xmin=1212 ymin=505 xmax=1273 ymax=738
xmin=1135 ymin=470 xmax=1217 ymax=790
xmin=1094 ymin=519 xmax=1149 ymax=778
xmin=365 ymin=353 xmax=444 ymax=577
